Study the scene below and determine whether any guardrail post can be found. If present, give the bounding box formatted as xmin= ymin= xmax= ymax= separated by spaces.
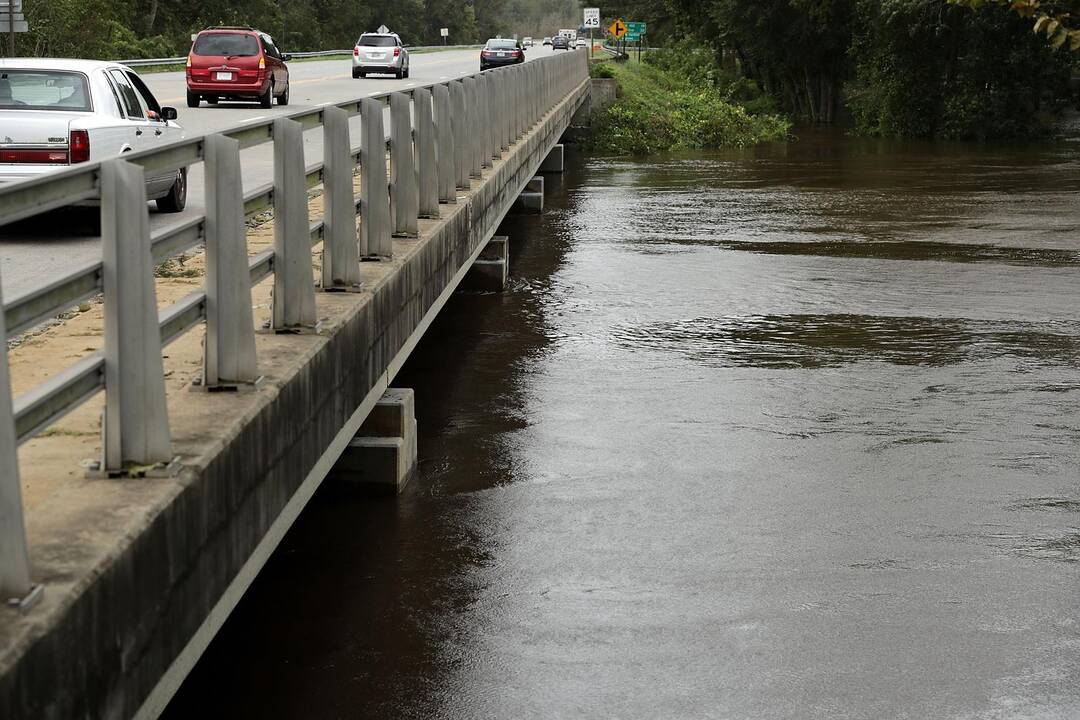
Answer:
xmin=272 ymin=118 xmax=318 ymax=331
xmin=463 ymin=77 xmax=482 ymax=179
xmin=100 ymin=159 xmax=174 ymax=475
xmin=413 ymin=87 xmax=440 ymax=218
xmin=322 ymin=105 xmax=362 ymax=291
xmin=360 ymin=97 xmax=392 ymax=258
xmin=480 ymin=74 xmax=493 ymax=168
xmin=390 ymin=92 xmax=419 ymax=237
xmin=0 ymin=269 xmax=35 ymax=607
xmin=203 ymin=134 xmax=259 ymax=389
xmin=450 ymin=81 xmax=470 ymax=190
xmin=433 ymin=83 xmax=456 ymax=204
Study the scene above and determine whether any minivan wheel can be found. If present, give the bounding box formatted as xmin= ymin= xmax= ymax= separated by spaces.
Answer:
xmin=403 ymin=66 xmax=410 ymax=79
xmin=207 ymin=95 xmax=219 ymax=105
xmin=259 ymin=81 xmax=273 ymax=109
xmin=186 ymin=91 xmax=199 ymax=108
xmin=277 ymin=82 xmax=289 ymax=106
xmin=156 ymin=168 xmax=188 ymax=213
xmin=352 ymin=67 xmax=361 ymax=79
xmin=395 ymin=68 xmax=403 ymax=80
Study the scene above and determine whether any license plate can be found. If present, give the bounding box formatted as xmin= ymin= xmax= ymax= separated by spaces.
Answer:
xmin=497 ymin=52 xmax=505 ymax=57
xmin=215 ymin=71 xmax=233 ymax=81
xmin=370 ymin=53 xmax=384 ymax=60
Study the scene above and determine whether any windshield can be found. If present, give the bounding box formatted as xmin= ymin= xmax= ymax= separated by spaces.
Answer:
xmin=193 ymin=33 xmax=260 ymax=57
xmin=0 ymin=70 xmax=91 ymax=111
xmin=486 ymin=40 xmax=518 ymax=49
xmin=358 ymin=35 xmax=396 ymax=47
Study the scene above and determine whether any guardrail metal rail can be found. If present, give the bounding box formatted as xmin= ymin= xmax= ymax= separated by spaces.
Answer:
xmin=118 ymin=45 xmax=483 ymax=67
xmin=0 ymin=50 xmax=590 ymax=607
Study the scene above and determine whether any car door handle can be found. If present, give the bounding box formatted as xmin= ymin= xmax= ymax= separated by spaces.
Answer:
xmin=135 ymin=129 xmax=143 ymax=136
xmin=154 ymin=129 xmax=163 ymax=136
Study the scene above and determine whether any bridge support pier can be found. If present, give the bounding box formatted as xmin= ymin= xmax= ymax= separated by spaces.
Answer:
xmin=462 ymin=235 xmax=509 ymax=292
xmin=511 ymin=177 xmax=544 ymax=215
xmin=330 ymin=388 xmax=417 ymax=494
xmin=540 ymin=144 xmax=565 ymax=173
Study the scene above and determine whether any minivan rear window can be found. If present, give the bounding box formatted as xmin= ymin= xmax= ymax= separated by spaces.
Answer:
xmin=358 ymin=35 xmax=396 ymax=47
xmin=193 ymin=33 xmax=260 ymax=57
xmin=0 ymin=70 xmax=91 ymax=111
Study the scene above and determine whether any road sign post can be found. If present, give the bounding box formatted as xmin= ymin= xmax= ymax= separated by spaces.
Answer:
xmin=584 ymin=8 xmax=600 ymax=59
xmin=440 ymin=27 xmax=448 ymax=46
xmin=0 ymin=0 xmax=28 ymax=55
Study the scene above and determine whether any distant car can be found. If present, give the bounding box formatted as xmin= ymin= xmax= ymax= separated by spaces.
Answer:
xmin=552 ymin=35 xmax=570 ymax=51
xmin=480 ymin=38 xmax=525 ymax=71
xmin=186 ymin=26 xmax=291 ymax=108
xmin=575 ymin=38 xmax=588 ymax=49
xmin=0 ymin=58 xmax=188 ymax=212
xmin=353 ymin=32 xmax=410 ymax=79
xmin=543 ymin=37 xmax=552 ymax=46
xmin=522 ymin=37 xmax=534 ymax=47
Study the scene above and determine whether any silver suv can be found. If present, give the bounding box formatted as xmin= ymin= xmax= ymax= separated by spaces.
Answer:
xmin=352 ymin=32 xmax=410 ymax=79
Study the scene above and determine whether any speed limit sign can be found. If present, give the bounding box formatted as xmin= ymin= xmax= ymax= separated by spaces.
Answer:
xmin=584 ymin=8 xmax=600 ymax=28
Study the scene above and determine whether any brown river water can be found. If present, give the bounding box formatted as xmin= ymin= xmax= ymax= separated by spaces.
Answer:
xmin=165 ymin=129 xmax=1080 ymax=719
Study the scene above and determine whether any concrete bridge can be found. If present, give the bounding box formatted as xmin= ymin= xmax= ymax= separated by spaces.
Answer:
xmin=0 ymin=50 xmax=590 ymax=719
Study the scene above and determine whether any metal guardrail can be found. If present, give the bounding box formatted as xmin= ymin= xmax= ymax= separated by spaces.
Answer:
xmin=0 ymin=50 xmax=590 ymax=604
xmin=118 ymin=45 xmax=482 ymax=68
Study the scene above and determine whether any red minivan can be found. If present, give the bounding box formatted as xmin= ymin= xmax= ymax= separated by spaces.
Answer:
xmin=186 ymin=27 xmax=291 ymax=108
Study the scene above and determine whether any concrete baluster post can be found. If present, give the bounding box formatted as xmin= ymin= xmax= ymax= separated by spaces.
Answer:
xmin=518 ymin=65 xmax=527 ymax=139
xmin=450 ymin=81 xmax=470 ymax=190
xmin=485 ymin=74 xmax=498 ymax=162
xmin=322 ymin=106 xmax=362 ymax=290
xmin=272 ymin=118 xmax=318 ymax=331
xmin=477 ymin=76 xmax=492 ymax=169
xmin=498 ymin=70 xmax=510 ymax=153
xmin=463 ymin=77 xmax=482 ymax=178
xmin=390 ymin=92 xmax=419 ymax=237
xmin=414 ymin=87 xmax=440 ymax=218
xmin=204 ymin=135 xmax=259 ymax=388
xmin=360 ymin=97 xmax=392 ymax=258
xmin=433 ymin=83 xmax=456 ymax=204
xmin=101 ymin=159 xmax=172 ymax=473
xmin=0 ymin=269 xmax=33 ymax=604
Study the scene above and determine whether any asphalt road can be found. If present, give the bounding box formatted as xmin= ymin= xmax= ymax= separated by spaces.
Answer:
xmin=0 ymin=45 xmax=563 ymax=302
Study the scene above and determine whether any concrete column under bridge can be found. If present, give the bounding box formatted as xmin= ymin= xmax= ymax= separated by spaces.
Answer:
xmin=329 ymin=388 xmax=418 ymax=494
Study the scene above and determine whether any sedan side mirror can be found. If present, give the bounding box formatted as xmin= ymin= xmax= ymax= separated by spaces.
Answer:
xmin=160 ymin=106 xmax=178 ymax=121
xmin=282 ymin=53 xmax=293 ymax=61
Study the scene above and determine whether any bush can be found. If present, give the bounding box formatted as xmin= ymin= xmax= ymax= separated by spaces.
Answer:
xmin=586 ymin=62 xmax=790 ymax=155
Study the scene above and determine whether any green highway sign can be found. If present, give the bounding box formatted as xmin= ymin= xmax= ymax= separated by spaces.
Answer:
xmin=625 ymin=32 xmax=642 ymax=42
xmin=626 ymin=21 xmax=647 ymax=34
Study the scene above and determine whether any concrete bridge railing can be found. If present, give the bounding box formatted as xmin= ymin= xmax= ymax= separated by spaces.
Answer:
xmin=0 ymin=50 xmax=589 ymax=608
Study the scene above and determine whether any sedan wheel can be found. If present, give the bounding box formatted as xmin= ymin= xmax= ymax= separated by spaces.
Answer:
xmin=156 ymin=168 xmax=188 ymax=213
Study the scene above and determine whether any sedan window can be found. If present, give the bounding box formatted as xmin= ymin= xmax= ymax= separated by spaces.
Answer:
xmin=486 ymin=40 xmax=519 ymax=50
xmin=108 ymin=69 xmax=145 ymax=120
xmin=0 ymin=70 xmax=92 ymax=111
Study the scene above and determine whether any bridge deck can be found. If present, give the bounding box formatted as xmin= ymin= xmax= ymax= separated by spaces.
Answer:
xmin=0 ymin=74 xmax=588 ymax=720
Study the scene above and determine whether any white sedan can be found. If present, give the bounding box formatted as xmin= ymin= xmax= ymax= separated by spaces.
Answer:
xmin=0 ymin=58 xmax=187 ymax=212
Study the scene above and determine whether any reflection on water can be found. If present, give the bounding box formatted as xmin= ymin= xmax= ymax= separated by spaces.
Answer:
xmin=166 ymin=129 xmax=1080 ymax=719
xmin=614 ymin=314 xmax=1080 ymax=368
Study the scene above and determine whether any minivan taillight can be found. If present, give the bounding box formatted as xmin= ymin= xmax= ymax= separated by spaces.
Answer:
xmin=69 ymin=130 xmax=90 ymax=164
xmin=393 ymin=47 xmax=401 ymax=57
xmin=353 ymin=46 xmax=360 ymax=56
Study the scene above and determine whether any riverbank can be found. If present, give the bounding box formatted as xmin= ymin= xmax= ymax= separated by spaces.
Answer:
xmin=585 ymin=60 xmax=790 ymax=155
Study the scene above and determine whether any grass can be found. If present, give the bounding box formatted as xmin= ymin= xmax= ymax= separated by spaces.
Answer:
xmin=585 ymin=60 xmax=790 ymax=155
